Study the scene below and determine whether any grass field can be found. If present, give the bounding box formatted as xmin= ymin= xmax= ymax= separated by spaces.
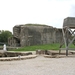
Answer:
xmin=10 ymin=43 xmax=75 ymax=51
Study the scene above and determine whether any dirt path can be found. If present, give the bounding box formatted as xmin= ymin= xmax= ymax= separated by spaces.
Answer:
xmin=0 ymin=56 xmax=75 ymax=75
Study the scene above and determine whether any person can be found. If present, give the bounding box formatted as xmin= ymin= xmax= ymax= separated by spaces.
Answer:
xmin=3 ymin=44 xmax=7 ymax=51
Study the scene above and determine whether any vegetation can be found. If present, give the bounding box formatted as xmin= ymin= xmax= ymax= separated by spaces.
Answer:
xmin=0 ymin=30 xmax=12 ymax=45
xmin=10 ymin=43 xmax=61 ymax=51
xmin=25 ymin=23 xmax=52 ymax=27
xmin=9 ymin=43 xmax=75 ymax=51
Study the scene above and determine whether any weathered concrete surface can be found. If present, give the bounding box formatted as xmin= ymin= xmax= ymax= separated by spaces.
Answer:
xmin=63 ymin=17 xmax=75 ymax=28
xmin=8 ymin=24 xmax=63 ymax=47
xmin=36 ymin=50 xmax=50 ymax=55
xmin=0 ymin=51 xmax=32 ymax=57
xmin=0 ymin=55 xmax=37 ymax=61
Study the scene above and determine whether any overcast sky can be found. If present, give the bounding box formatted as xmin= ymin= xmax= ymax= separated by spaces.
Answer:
xmin=0 ymin=0 xmax=75 ymax=32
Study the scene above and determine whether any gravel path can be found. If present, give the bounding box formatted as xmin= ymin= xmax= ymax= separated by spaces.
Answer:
xmin=0 ymin=56 xmax=75 ymax=75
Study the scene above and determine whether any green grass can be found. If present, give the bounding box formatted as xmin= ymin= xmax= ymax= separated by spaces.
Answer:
xmin=9 ymin=43 xmax=75 ymax=52
xmin=10 ymin=43 xmax=60 ymax=51
xmin=62 ymin=43 xmax=75 ymax=48
xmin=25 ymin=24 xmax=49 ymax=26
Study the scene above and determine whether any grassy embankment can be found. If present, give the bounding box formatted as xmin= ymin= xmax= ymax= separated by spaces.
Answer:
xmin=10 ymin=43 xmax=75 ymax=51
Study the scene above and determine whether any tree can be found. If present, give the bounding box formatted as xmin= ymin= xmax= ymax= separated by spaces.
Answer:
xmin=0 ymin=30 xmax=12 ymax=44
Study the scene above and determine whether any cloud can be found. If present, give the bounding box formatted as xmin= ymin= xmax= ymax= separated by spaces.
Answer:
xmin=0 ymin=0 xmax=75 ymax=32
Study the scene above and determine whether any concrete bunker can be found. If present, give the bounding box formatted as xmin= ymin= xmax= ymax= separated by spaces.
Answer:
xmin=8 ymin=24 xmax=63 ymax=47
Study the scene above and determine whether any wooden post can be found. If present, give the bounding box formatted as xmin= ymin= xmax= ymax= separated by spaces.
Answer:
xmin=65 ymin=28 xmax=69 ymax=56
